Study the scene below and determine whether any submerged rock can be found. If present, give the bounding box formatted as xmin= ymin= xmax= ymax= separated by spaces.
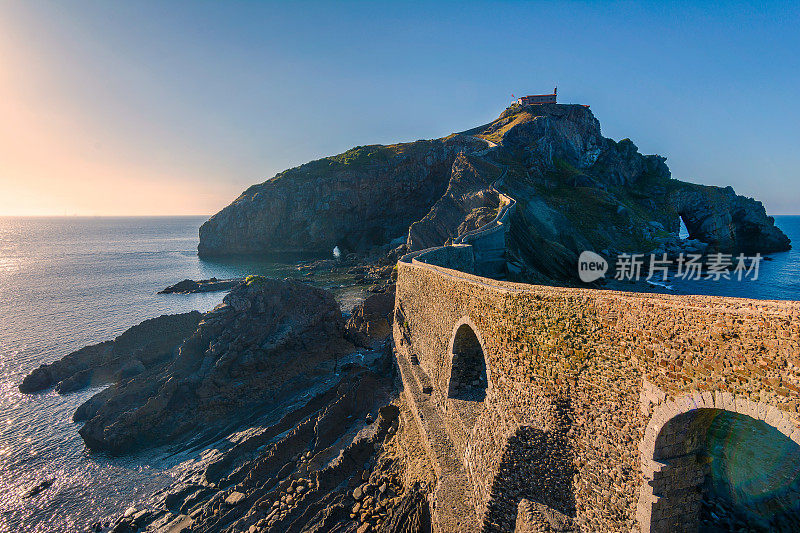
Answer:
xmin=23 ymin=478 xmax=54 ymax=498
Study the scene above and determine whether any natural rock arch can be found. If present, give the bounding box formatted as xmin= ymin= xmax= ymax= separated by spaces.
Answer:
xmin=637 ymin=393 xmax=800 ymax=533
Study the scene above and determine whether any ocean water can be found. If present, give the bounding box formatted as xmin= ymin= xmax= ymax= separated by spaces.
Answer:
xmin=655 ymin=215 xmax=800 ymax=300
xmin=0 ymin=216 xmax=364 ymax=533
xmin=0 ymin=215 xmax=797 ymax=532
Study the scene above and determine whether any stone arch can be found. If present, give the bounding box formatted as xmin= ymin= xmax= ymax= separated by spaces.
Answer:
xmin=637 ymin=392 xmax=800 ymax=533
xmin=446 ymin=316 xmax=491 ymax=402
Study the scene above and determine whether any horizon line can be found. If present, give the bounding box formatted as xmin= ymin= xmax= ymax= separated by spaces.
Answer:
xmin=2 ymin=213 xmax=799 ymax=218
xmin=0 ymin=213 xmax=215 ymax=218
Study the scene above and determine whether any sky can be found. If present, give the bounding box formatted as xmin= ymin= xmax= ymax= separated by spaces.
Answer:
xmin=1 ymin=0 xmax=798 ymax=216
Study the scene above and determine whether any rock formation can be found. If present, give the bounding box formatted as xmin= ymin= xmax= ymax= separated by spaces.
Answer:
xmin=106 ymin=369 xmax=433 ymax=533
xmin=670 ymin=184 xmax=790 ymax=254
xmin=55 ymin=276 xmax=442 ymax=533
xmin=199 ymin=103 xmax=790 ymax=281
xmin=19 ymin=312 xmax=202 ymax=394
xmin=407 ymin=154 xmax=502 ymax=251
xmin=159 ymin=277 xmax=244 ymax=294
xmin=76 ymin=278 xmax=354 ymax=454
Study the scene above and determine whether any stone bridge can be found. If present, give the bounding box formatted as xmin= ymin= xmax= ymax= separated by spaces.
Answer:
xmin=392 ymin=244 xmax=800 ymax=532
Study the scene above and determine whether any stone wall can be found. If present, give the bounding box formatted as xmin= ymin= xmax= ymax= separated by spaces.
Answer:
xmin=393 ymin=255 xmax=800 ymax=532
xmin=454 ymin=192 xmax=516 ymax=278
xmin=406 ymin=245 xmax=476 ymax=276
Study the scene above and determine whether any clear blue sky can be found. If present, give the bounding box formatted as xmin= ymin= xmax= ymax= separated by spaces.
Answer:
xmin=2 ymin=0 xmax=798 ymax=215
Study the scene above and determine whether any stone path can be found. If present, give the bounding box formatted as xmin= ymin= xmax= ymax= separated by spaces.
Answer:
xmin=394 ymin=338 xmax=481 ymax=533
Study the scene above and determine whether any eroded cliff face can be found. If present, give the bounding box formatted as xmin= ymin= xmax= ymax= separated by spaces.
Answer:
xmin=198 ymin=135 xmax=486 ymax=256
xmin=200 ymin=103 xmax=790 ymax=280
xmin=407 ymin=154 xmax=503 ymax=251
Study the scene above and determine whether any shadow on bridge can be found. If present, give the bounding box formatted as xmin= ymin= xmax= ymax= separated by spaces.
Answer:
xmin=482 ymin=397 xmax=577 ymax=532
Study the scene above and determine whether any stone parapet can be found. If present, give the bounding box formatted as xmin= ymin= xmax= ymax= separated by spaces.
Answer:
xmin=394 ymin=249 xmax=800 ymax=531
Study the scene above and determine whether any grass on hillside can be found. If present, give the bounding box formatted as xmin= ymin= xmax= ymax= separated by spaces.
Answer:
xmin=477 ymin=111 xmax=536 ymax=145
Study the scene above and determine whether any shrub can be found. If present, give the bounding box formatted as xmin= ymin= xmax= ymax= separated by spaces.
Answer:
xmin=245 ymin=275 xmax=268 ymax=286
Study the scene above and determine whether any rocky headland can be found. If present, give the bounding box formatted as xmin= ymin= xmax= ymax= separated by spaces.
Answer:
xmin=19 ymin=311 xmax=203 ymax=395
xmin=199 ymin=103 xmax=789 ymax=281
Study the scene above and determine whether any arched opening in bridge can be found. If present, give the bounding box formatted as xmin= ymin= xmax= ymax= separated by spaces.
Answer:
xmin=448 ymin=323 xmax=488 ymax=403
xmin=644 ymin=408 xmax=800 ymax=533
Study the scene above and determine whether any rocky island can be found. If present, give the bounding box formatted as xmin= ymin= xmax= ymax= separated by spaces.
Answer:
xmin=159 ymin=278 xmax=245 ymax=294
xmin=199 ymin=103 xmax=789 ymax=280
xmin=19 ymin=102 xmax=796 ymax=533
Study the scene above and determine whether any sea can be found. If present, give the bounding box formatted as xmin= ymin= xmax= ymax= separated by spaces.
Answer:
xmin=0 ymin=216 xmax=366 ymax=532
xmin=0 ymin=215 xmax=798 ymax=532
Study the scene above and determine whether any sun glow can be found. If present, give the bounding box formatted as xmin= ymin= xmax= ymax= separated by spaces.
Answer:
xmin=0 ymin=7 xmax=233 ymax=216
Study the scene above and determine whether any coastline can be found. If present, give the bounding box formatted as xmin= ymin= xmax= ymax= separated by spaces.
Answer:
xmin=3 ymin=215 xmax=798 ymax=532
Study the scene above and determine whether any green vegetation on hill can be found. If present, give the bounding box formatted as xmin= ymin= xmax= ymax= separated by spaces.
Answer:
xmin=245 ymin=275 xmax=268 ymax=286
